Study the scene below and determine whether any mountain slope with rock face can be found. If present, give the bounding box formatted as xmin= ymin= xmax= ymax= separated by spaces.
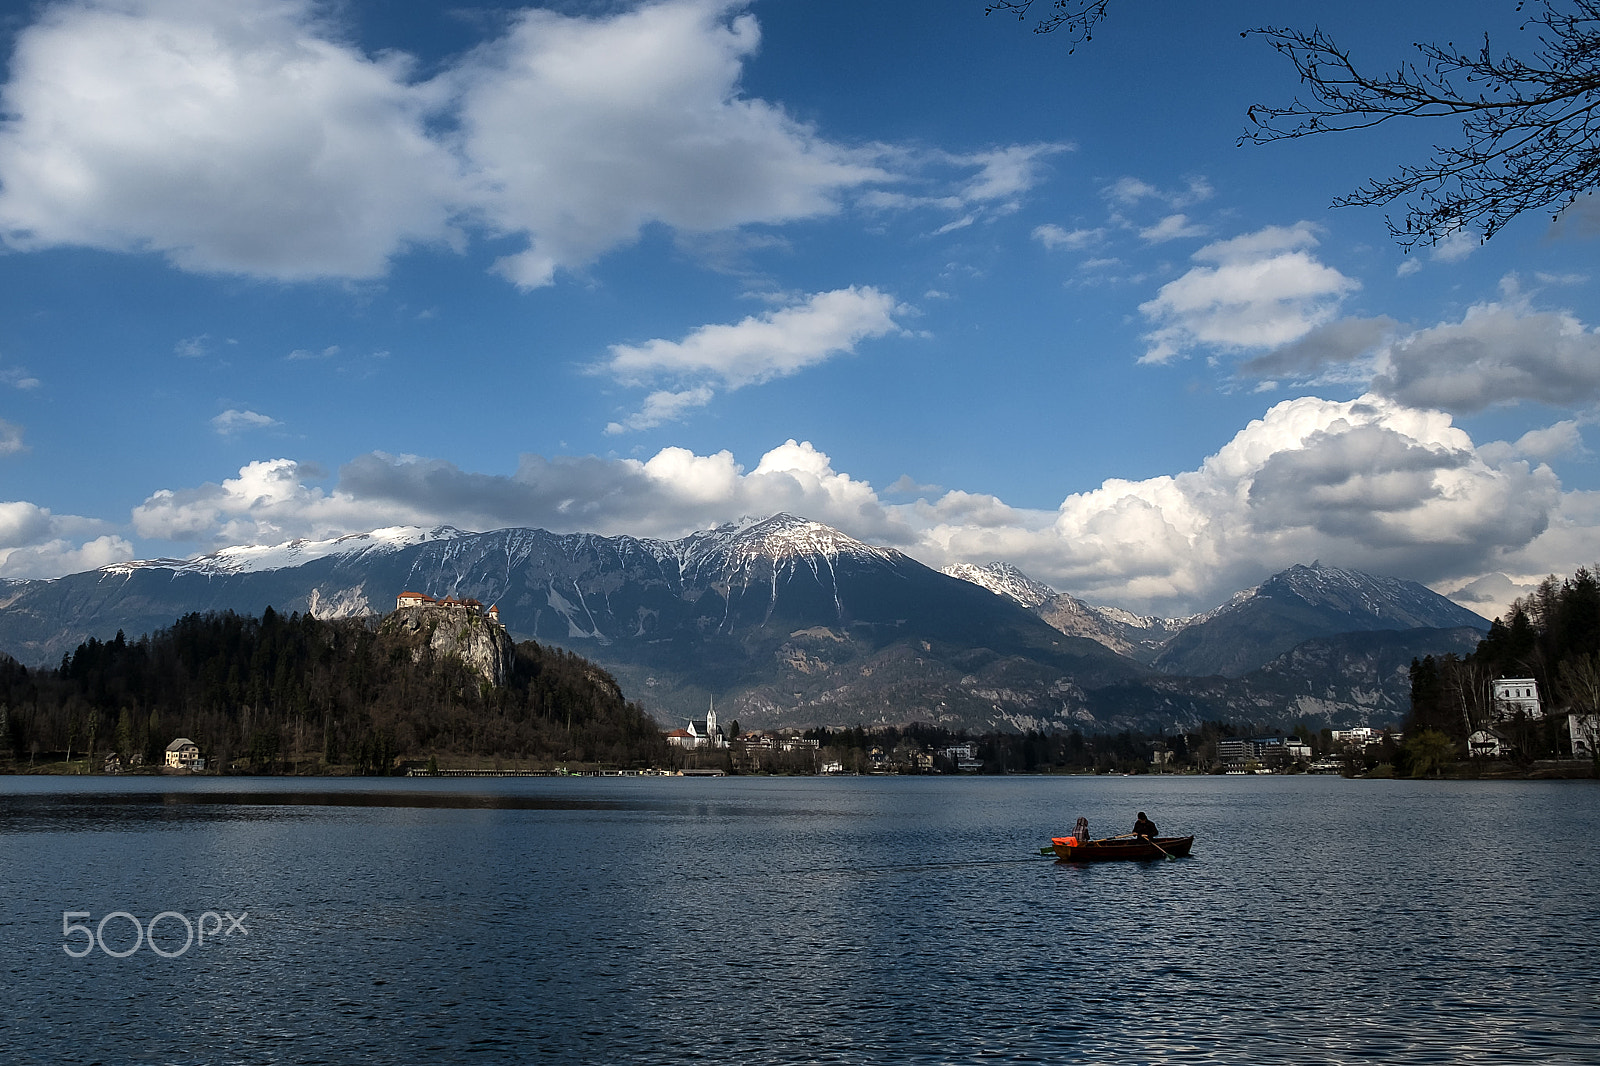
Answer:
xmin=0 ymin=515 xmax=1147 ymax=733
xmin=940 ymin=563 xmax=1056 ymax=609
xmin=0 ymin=519 xmax=1489 ymax=735
xmin=944 ymin=559 xmax=1487 ymax=679
xmin=942 ymin=562 xmax=1187 ymax=661
xmin=1149 ymin=563 xmax=1488 ymax=678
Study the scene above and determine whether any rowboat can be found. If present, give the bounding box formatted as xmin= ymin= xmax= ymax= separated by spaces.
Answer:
xmin=1048 ymin=834 xmax=1194 ymax=861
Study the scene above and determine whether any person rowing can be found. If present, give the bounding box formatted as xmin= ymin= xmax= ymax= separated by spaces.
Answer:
xmin=1132 ymin=811 xmax=1158 ymax=839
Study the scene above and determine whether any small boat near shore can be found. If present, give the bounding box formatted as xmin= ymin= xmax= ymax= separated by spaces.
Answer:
xmin=1047 ymin=834 xmax=1194 ymax=862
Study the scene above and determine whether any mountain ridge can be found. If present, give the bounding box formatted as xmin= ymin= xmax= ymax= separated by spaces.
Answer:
xmin=1149 ymin=562 xmax=1488 ymax=677
xmin=0 ymin=516 xmax=1487 ymax=734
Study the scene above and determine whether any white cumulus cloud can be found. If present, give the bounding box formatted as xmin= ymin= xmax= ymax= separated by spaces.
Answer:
xmin=1477 ymin=421 xmax=1589 ymax=465
xmin=1 ymin=0 xmax=1044 ymax=288
xmin=914 ymin=395 xmax=1560 ymax=615
xmin=601 ymin=286 xmax=902 ymax=430
xmin=456 ymin=0 xmax=887 ymax=288
xmin=131 ymin=457 xmax=405 ymax=546
xmin=121 ymin=396 xmax=1585 ymax=619
xmin=604 ymin=386 xmax=717 ymax=436
xmin=132 ymin=441 xmax=915 ymax=550
xmin=1139 ymin=223 xmax=1358 ymax=364
xmin=0 ymin=0 xmax=462 ymax=280
xmin=1139 ymin=213 xmax=1208 ymax=244
xmin=0 ymin=500 xmax=131 ymax=578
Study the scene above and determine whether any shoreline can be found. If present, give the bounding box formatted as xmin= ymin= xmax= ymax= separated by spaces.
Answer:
xmin=3 ymin=760 xmax=1593 ymax=781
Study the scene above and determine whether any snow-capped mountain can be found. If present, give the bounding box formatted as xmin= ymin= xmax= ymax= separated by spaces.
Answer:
xmin=940 ymin=557 xmax=1486 ymax=679
xmin=1151 ymin=562 xmax=1488 ymax=677
xmin=0 ymin=519 xmax=1488 ymax=734
xmin=0 ymin=514 xmax=1149 ymax=732
xmin=676 ymin=514 xmax=906 ymax=604
xmin=940 ymin=563 xmax=1057 ymax=608
xmin=942 ymin=562 xmax=1188 ymax=660
xmin=108 ymin=526 xmax=470 ymax=578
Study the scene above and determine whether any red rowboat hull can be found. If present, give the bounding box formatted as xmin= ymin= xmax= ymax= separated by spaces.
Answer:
xmin=1050 ymin=835 xmax=1194 ymax=861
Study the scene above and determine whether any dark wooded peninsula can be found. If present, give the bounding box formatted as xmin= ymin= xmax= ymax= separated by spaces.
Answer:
xmin=0 ymin=606 xmax=667 ymax=773
xmin=1399 ymin=565 xmax=1600 ymax=773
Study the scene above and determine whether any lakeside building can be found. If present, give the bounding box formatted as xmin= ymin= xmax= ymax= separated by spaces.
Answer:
xmin=1217 ymin=735 xmax=1311 ymax=771
xmin=734 ymin=732 xmax=819 ymax=754
xmin=727 ymin=731 xmax=821 ymax=773
xmin=1468 ymin=727 xmax=1514 ymax=758
xmin=1330 ymin=727 xmax=1379 ymax=748
xmin=1491 ymin=678 xmax=1542 ymax=720
xmin=164 ymin=738 xmax=201 ymax=770
xmin=940 ymin=743 xmax=983 ymax=772
xmin=1569 ymin=714 xmax=1599 ymax=758
xmin=395 ymin=591 xmax=502 ymax=626
xmin=667 ymin=701 xmax=726 ymax=750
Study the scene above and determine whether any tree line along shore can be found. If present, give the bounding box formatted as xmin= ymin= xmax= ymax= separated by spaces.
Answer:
xmin=3 ymin=563 xmax=1596 ymax=779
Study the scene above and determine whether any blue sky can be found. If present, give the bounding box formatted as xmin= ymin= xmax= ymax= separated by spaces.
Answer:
xmin=1 ymin=0 xmax=1596 ymax=618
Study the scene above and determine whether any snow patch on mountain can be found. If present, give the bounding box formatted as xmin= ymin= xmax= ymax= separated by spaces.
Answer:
xmin=940 ymin=560 xmax=1191 ymax=658
xmin=673 ymin=515 xmax=905 ymax=627
xmin=105 ymin=526 xmax=472 ymax=577
xmin=679 ymin=513 xmax=900 ymax=571
xmin=941 ymin=562 xmax=1056 ymax=608
xmin=1095 ymin=603 xmax=1200 ymax=631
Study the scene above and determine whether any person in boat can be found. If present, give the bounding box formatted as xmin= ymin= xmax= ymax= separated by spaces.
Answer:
xmin=1132 ymin=811 xmax=1158 ymax=839
xmin=1071 ymin=816 xmax=1090 ymax=844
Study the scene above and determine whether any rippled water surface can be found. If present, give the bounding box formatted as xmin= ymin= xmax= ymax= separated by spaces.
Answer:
xmin=2 ymin=774 xmax=1597 ymax=1064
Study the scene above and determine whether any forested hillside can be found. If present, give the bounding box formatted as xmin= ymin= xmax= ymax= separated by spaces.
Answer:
xmin=1407 ymin=565 xmax=1600 ymax=757
xmin=0 ymin=608 xmax=667 ymax=773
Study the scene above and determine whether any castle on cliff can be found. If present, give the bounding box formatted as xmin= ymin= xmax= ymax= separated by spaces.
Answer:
xmin=395 ymin=590 xmax=503 ymax=626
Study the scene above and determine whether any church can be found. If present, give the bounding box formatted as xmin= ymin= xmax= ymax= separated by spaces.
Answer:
xmin=666 ymin=700 xmax=726 ymax=750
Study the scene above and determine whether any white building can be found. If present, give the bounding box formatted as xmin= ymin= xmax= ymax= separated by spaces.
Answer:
xmin=939 ymin=743 xmax=983 ymax=772
xmin=667 ymin=701 xmax=726 ymax=750
xmin=1492 ymin=677 xmax=1542 ymax=720
xmin=1331 ymin=727 xmax=1379 ymax=748
xmin=164 ymin=738 xmax=200 ymax=769
xmin=1569 ymin=714 xmax=1600 ymax=758
xmin=1467 ymin=727 xmax=1513 ymax=758
xmin=1217 ymin=735 xmax=1309 ymax=769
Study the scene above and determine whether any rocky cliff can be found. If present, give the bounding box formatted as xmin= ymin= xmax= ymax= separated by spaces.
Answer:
xmin=380 ymin=604 xmax=515 ymax=688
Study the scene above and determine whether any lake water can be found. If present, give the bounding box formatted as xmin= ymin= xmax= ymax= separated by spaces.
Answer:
xmin=2 ymin=774 xmax=1597 ymax=1064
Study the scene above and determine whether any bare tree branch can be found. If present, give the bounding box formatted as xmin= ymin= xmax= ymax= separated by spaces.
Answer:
xmin=990 ymin=0 xmax=1600 ymax=246
xmin=985 ymin=0 xmax=1113 ymax=50
xmin=1241 ymin=1 xmax=1600 ymax=246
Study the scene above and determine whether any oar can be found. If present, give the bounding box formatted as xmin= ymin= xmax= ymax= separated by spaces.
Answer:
xmin=1143 ymin=835 xmax=1175 ymax=862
